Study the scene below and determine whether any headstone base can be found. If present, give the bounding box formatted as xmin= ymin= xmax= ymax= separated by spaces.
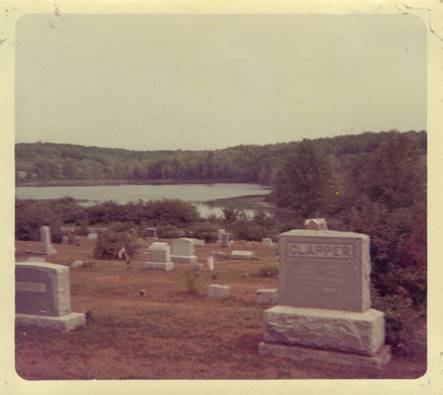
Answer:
xmin=171 ymin=255 xmax=197 ymax=264
xmin=231 ymin=250 xmax=254 ymax=260
xmin=16 ymin=312 xmax=86 ymax=332
xmin=208 ymin=284 xmax=230 ymax=299
xmin=263 ymin=305 xmax=386 ymax=355
xmin=258 ymin=342 xmax=391 ymax=370
xmin=143 ymin=262 xmax=174 ymax=271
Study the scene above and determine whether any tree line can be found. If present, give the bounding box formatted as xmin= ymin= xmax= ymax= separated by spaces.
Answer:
xmin=15 ymin=130 xmax=426 ymax=185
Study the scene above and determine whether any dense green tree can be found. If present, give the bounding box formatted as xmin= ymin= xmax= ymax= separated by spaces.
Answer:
xmin=271 ymin=140 xmax=333 ymax=216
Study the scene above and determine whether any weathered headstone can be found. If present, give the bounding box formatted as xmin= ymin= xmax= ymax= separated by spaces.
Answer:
xmin=145 ymin=227 xmax=157 ymax=239
xmin=256 ymin=288 xmax=278 ymax=305
xmin=262 ymin=237 xmax=273 ymax=247
xmin=230 ymin=250 xmax=254 ymax=260
xmin=39 ymin=226 xmax=57 ymax=255
xmin=87 ymin=232 xmax=98 ymax=240
xmin=207 ymin=284 xmax=230 ymax=300
xmin=61 ymin=235 xmax=69 ymax=245
xmin=304 ymin=218 xmax=328 ymax=230
xmin=258 ymin=229 xmax=391 ymax=369
xmin=171 ymin=238 xmax=197 ymax=264
xmin=15 ymin=261 xmax=86 ymax=331
xmin=218 ymin=232 xmax=231 ymax=248
xmin=144 ymin=242 xmax=174 ymax=271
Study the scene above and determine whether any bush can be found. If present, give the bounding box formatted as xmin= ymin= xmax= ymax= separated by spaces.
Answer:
xmin=189 ymin=223 xmax=220 ymax=243
xmin=93 ymin=230 xmax=141 ymax=259
xmin=232 ymin=222 xmax=268 ymax=241
xmin=157 ymin=224 xmax=185 ymax=239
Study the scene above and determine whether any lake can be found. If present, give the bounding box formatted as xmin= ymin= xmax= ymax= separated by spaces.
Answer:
xmin=15 ymin=183 xmax=271 ymax=218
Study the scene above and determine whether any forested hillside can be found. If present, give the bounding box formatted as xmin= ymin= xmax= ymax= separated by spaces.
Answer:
xmin=15 ymin=130 xmax=426 ymax=185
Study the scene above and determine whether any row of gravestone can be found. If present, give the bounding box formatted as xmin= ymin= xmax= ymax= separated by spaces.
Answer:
xmin=16 ymin=219 xmax=391 ymax=370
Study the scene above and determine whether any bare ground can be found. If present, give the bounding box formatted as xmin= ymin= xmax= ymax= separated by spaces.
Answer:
xmin=14 ymin=238 xmax=426 ymax=380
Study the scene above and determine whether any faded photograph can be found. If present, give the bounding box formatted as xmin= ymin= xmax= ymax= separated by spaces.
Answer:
xmin=14 ymin=15 xmax=426 ymax=379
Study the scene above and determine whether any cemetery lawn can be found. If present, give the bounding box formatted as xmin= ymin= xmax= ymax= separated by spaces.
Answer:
xmin=15 ymin=239 xmax=426 ymax=380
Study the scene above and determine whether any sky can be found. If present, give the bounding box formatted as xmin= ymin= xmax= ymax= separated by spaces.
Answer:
xmin=15 ymin=14 xmax=426 ymax=151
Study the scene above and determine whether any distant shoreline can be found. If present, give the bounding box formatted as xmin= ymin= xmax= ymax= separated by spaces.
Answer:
xmin=16 ymin=179 xmax=270 ymax=187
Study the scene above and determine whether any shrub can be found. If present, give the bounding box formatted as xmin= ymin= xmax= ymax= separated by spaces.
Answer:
xmin=189 ymin=223 xmax=219 ymax=243
xmin=157 ymin=224 xmax=184 ymax=239
xmin=93 ymin=230 xmax=141 ymax=259
xmin=184 ymin=271 xmax=201 ymax=294
xmin=232 ymin=222 xmax=268 ymax=241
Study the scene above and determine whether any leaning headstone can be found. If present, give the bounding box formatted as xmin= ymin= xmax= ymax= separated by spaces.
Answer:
xmin=230 ymin=250 xmax=254 ymax=260
xmin=207 ymin=284 xmax=230 ymax=300
xmin=262 ymin=238 xmax=273 ymax=246
xmin=87 ymin=232 xmax=98 ymax=240
xmin=256 ymin=288 xmax=278 ymax=305
xmin=144 ymin=242 xmax=174 ymax=271
xmin=145 ymin=227 xmax=157 ymax=239
xmin=15 ymin=261 xmax=86 ymax=331
xmin=304 ymin=218 xmax=328 ymax=230
xmin=39 ymin=226 xmax=57 ymax=255
xmin=171 ymin=238 xmax=197 ymax=264
xmin=258 ymin=229 xmax=391 ymax=369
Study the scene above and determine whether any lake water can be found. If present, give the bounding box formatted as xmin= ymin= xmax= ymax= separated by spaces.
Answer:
xmin=15 ymin=183 xmax=271 ymax=218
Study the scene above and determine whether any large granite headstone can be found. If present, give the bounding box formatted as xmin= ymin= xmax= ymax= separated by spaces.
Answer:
xmin=258 ymin=229 xmax=391 ymax=369
xmin=15 ymin=261 xmax=85 ymax=331
xmin=171 ymin=238 xmax=197 ymax=264
xmin=39 ymin=226 xmax=57 ymax=255
xmin=144 ymin=242 xmax=174 ymax=271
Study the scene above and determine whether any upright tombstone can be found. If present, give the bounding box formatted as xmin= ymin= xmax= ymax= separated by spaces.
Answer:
xmin=15 ymin=261 xmax=86 ymax=331
xmin=258 ymin=229 xmax=391 ymax=369
xmin=144 ymin=242 xmax=174 ymax=271
xmin=87 ymin=232 xmax=98 ymax=241
xmin=39 ymin=226 xmax=57 ymax=255
xmin=218 ymin=232 xmax=231 ymax=248
xmin=61 ymin=235 xmax=69 ymax=245
xmin=145 ymin=227 xmax=158 ymax=239
xmin=262 ymin=238 xmax=274 ymax=247
xmin=171 ymin=238 xmax=197 ymax=264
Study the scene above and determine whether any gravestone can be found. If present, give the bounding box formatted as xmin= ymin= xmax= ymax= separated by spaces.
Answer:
xmin=171 ymin=238 xmax=197 ymax=264
xmin=39 ymin=226 xmax=57 ymax=255
xmin=207 ymin=284 xmax=230 ymax=300
xmin=144 ymin=242 xmax=174 ymax=271
xmin=304 ymin=218 xmax=328 ymax=230
xmin=230 ymin=250 xmax=254 ymax=260
xmin=61 ymin=235 xmax=69 ymax=245
xmin=262 ymin=238 xmax=273 ymax=247
xmin=256 ymin=288 xmax=278 ymax=305
xmin=87 ymin=232 xmax=98 ymax=240
xmin=218 ymin=232 xmax=231 ymax=248
xmin=258 ymin=229 xmax=391 ymax=369
xmin=145 ymin=227 xmax=157 ymax=239
xmin=15 ymin=261 xmax=86 ymax=331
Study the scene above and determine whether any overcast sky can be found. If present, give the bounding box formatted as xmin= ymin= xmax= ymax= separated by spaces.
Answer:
xmin=15 ymin=14 xmax=426 ymax=151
